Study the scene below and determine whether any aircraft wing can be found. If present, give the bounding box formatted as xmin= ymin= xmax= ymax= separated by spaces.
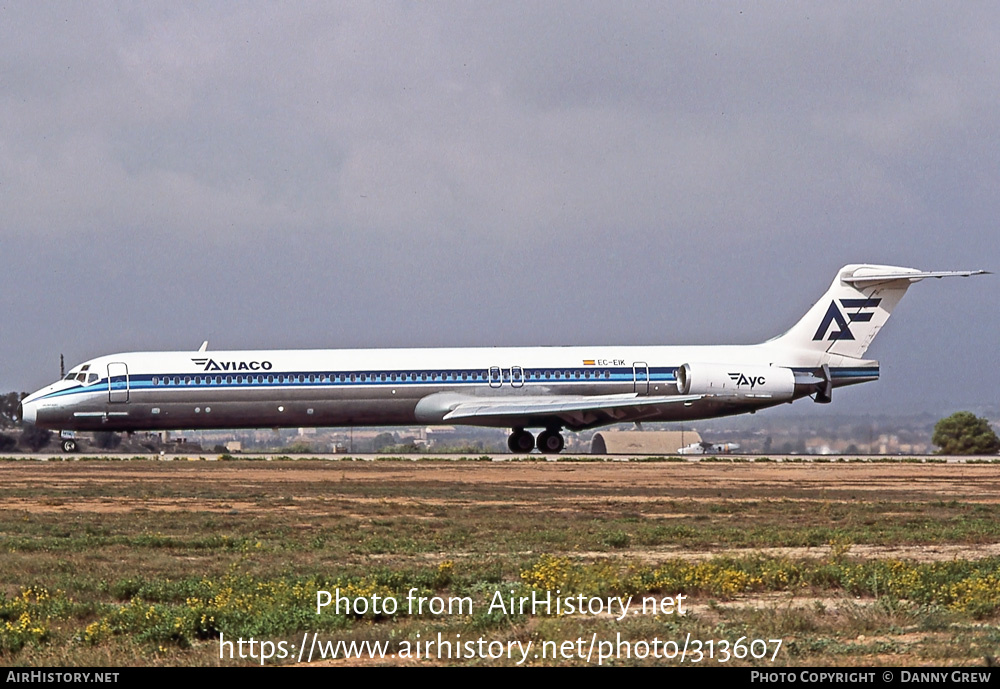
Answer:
xmin=441 ymin=393 xmax=704 ymax=431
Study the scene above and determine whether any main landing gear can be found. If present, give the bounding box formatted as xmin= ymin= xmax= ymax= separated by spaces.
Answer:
xmin=536 ymin=429 xmax=565 ymax=454
xmin=507 ymin=427 xmax=565 ymax=454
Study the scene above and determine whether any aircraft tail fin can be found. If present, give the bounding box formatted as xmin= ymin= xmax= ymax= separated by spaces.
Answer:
xmin=768 ymin=264 xmax=988 ymax=360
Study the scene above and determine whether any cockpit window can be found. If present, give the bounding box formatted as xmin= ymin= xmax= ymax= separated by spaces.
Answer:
xmin=64 ymin=364 xmax=91 ymax=382
xmin=87 ymin=373 xmax=98 ymax=384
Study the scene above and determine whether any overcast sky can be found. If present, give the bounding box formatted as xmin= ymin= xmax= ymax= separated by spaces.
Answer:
xmin=2 ymin=2 xmax=997 ymax=416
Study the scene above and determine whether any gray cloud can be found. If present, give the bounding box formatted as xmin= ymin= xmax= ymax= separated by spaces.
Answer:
xmin=1 ymin=2 xmax=997 ymax=415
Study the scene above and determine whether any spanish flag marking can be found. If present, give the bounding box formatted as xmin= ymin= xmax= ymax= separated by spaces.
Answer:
xmin=583 ymin=360 xmax=595 ymax=366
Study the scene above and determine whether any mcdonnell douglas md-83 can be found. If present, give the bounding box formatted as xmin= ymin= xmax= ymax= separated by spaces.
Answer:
xmin=19 ymin=264 xmax=987 ymax=453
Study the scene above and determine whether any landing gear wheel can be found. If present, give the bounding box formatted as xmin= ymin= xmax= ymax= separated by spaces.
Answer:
xmin=61 ymin=439 xmax=78 ymax=453
xmin=536 ymin=430 xmax=564 ymax=454
xmin=507 ymin=429 xmax=535 ymax=454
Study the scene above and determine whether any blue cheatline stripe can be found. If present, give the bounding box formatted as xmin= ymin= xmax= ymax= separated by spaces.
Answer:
xmin=791 ymin=367 xmax=880 ymax=379
xmin=830 ymin=368 xmax=880 ymax=378
xmin=36 ymin=365 xmax=680 ymax=401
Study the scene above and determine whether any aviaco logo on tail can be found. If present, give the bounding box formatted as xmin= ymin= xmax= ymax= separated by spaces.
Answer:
xmin=191 ymin=358 xmax=273 ymax=372
xmin=813 ymin=298 xmax=882 ymax=341
xmin=728 ymin=372 xmax=764 ymax=389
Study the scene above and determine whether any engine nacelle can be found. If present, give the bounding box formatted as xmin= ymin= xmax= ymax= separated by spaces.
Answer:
xmin=676 ymin=363 xmax=796 ymax=401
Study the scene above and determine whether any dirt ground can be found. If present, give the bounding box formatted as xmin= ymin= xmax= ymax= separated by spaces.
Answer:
xmin=5 ymin=456 xmax=1000 ymax=498
xmin=4 ymin=457 xmax=999 ymax=563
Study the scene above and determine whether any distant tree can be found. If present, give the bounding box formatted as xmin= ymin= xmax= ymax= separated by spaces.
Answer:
xmin=19 ymin=424 xmax=52 ymax=452
xmin=0 ymin=433 xmax=16 ymax=452
xmin=0 ymin=392 xmax=27 ymax=428
xmin=932 ymin=412 xmax=1000 ymax=455
xmin=372 ymin=432 xmax=397 ymax=453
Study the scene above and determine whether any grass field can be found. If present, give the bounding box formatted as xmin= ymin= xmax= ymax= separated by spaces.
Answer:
xmin=2 ymin=456 xmax=1000 ymax=666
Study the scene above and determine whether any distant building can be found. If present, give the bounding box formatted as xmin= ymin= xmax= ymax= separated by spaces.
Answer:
xmin=425 ymin=426 xmax=457 ymax=446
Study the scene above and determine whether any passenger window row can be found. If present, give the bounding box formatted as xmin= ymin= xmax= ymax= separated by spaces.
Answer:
xmin=148 ymin=369 xmax=618 ymax=386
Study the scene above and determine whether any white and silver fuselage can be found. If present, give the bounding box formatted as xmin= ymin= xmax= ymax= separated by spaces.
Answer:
xmin=19 ymin=343 xmax=875 ymax=433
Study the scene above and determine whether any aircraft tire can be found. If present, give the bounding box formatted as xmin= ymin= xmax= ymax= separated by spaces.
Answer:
xmin=61 ymin=439 xmax=78 ymax=453
xmin=537 ymin=430 xmax=564 ymax=454
xmin=507 ymin=429 xmax=535 ymax=454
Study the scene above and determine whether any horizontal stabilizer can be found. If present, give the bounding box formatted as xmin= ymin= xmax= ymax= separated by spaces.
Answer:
xmin=842 ymin=269 xmax=990 ymax=285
